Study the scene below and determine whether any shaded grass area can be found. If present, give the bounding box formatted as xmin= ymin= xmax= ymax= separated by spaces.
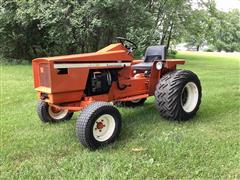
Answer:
xmin=1 ymin=52 xmax=240 ymax=179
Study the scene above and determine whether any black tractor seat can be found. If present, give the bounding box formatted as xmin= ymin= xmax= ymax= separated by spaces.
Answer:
xmin=132 ymin=62 xmax=154 ymax=71
xmin=133 ymin=45 xmax=166 ymax=71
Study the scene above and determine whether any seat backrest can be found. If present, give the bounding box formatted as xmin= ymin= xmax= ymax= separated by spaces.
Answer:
xmin=144 ymin=45 xmax=166 ymax=62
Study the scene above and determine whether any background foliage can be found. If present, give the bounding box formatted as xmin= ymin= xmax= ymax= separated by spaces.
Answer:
xmin=0 ymin=0 xmax=239 ymax=61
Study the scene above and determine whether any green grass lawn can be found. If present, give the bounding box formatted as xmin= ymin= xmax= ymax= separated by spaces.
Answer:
xmin=1 ymin=52 xmax=240 ymax=179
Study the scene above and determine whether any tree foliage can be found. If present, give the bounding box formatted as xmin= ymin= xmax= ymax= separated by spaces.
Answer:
xmin=0 ymin=0 xmax=239 ymax=61
xmin=209 ymin=9 xmax=240 ymax=52
xmin=0 ymin=0 xmax=153 ymax=59
xmin=183 ymin=1 xmax=240 ymax=52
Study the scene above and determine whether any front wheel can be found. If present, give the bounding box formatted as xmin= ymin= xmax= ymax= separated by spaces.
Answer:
xmin=155 ymin=70 xmax=202 ymax=121
xmin=76 ymin=102 xmax=121 ymax=150
xmin=37 ymin=101 xmax=73 ymax=123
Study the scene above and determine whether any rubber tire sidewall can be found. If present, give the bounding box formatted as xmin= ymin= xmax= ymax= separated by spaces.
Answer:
xmin=177 ymin=72 xmax=201 ymax=119
xmin=76 ymin=102 xmax=121 ymax=150
xmin=37 ymin=101 xmax=73 ymax=123
xmin=155 ymin=70 xmax=202 ymax=121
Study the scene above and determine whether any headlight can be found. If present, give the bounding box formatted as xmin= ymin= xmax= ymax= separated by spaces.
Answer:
xmin=156 ymin=62 xmax=163 ymax=70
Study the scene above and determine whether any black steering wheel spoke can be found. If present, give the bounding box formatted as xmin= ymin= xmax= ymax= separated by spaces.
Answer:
xmin=115 ymin=37 xmax=137 ymax=52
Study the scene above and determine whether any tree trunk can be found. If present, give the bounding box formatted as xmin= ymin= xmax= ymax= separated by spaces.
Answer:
xmin=81 ymin=44 xmax=85 ymax=53
xmin=160 ymin=34 xmax=166 ymax=45
xmin=166 ymin=22 xmax=174 ymax=53
xmin=196 ymin=45 xmax=200 ymax=51
xmin=217 ymin=47 xmax=222 ymax=52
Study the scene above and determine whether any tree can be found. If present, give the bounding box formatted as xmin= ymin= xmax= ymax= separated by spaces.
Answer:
xmin=183 ymin=10 xmax=209 ymax=51
xmin=0 ymin=0 xmax=239 ymax=61
xmin=0 ymin=0 xmax=153 ymax=59
xmin=209 ymin=9 xmax=240 ymax=52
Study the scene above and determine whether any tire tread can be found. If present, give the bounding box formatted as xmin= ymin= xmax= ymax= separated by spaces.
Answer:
xmin=155 ymin=70 xmax=202 ymax=120
xmin=76 ymin=102 xmax=121 ymax=150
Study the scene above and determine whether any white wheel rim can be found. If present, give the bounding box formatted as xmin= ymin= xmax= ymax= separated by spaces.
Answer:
xmin=93 ymin=114 xmax=116 ymax=142
xmin=48 ymin=106 xmax=68 ymax=120
xmin=131 ymin=99 xmax=141 ymax=103
xmin=181 ymin=82 xmax=199 ymax=113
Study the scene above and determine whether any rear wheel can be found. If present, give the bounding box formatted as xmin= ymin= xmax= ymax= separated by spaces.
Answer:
xmin=76 ymin=102 xmax=121 ymax=150
xmin=37 ymin=101 xmax=73 ymax=123
xmin=155 ymin=70 xmax=202 ymax=121
xmin=115 ymin=98 xmax=146 ymax=107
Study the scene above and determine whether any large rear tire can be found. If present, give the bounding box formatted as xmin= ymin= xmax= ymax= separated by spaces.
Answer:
xmin=155 ymin=70 xmax=202 ymax=121
xmin=37 ymin=101 xmax=73 ymax=123
xmin=76 ymin=102 xmax=121 ymax=150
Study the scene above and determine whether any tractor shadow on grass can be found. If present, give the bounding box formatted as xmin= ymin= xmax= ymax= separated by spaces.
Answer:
xmin=49 ymin=100 xmax=201 ymax=151
xmin=117 ymin=100 xmax=200 ymax=146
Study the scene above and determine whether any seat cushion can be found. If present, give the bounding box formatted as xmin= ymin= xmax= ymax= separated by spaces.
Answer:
xmin=132 ymin=62 xmax=153 ymax=71
xmin=145 ymin=55 xmax=162 ymax=62
xmin=144 ymin=45 xmax=166 ymax=61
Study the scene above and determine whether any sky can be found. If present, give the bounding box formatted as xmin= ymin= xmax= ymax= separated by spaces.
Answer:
xmin=215 ymin=0 xmax=240 ymax=12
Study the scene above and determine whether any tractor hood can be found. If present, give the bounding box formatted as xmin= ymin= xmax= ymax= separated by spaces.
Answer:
xmin=32 ymin=43 xmax=133 ymax=63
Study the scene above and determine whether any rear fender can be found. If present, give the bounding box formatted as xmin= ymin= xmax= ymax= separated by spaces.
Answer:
xmin=164 ymin=59 xmax=185 ymax=69
xmin=148 ymin=59 xmax=185 ymax=95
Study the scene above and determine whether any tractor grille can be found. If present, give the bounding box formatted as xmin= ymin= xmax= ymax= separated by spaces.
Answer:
xmin=39 ymin=63 xmax=50 ymax=87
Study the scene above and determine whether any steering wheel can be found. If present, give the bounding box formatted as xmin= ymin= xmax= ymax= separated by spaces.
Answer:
xmin=115 ymin=37 xmax=137 ymax=53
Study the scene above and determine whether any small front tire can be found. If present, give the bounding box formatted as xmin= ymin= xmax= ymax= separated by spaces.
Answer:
xmin=37 ymin=101 xmax=73 ymax=123
xmin=76 ymin=102 xmax=121 ymax=150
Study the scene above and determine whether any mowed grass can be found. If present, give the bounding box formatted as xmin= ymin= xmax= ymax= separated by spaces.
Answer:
xmin=0 ymin=52 xmax=240 ymax=179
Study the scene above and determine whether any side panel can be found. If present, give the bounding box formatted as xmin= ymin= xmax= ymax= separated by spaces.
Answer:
xmin=111 ymin=78 xmax=148 ymax=99
xmin=33 ymin=61 xmax=89 ymax=93
xmin=50 ymin=61 xmax=89 ymax=93
xmin=109 ymin=67 xmax=149 ymax=100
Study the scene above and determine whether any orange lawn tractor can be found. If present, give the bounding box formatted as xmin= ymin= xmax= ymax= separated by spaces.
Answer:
xmin=32 ymin=37 xmax=202 ymax=150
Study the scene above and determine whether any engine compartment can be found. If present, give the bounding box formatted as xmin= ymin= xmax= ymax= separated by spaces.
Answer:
xmin=85 ymin=70 xmax=118 ymax=96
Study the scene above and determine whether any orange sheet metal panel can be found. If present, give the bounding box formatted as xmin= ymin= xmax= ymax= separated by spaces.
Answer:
xmin=37 ymin=91 xmax=84 ymax=104
xmin=32 ymin=44 xmax=133 ymax=63
xmin=32 ymin=59 xmax=50 ymax=88
xmin=50 ymin=63 xmax=89 ymax=93
xmin=110 ymin=79 xmax=148 ymax=100
xmin=165 ymin=59 xmax=185 ymax=69
xmin=117 ymin=93 xmax=149 ymax=102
